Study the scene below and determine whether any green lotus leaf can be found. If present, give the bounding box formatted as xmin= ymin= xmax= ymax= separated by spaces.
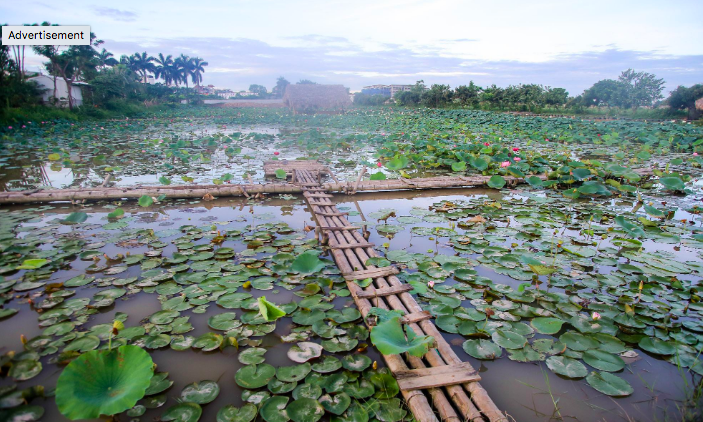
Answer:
xmin=180 ymin=380 xmax=220 ymax=404
xmin=63 ymin=212 xmax=88 ymax=224
xmin=659 ymin=176 xmax=686 ymax=191
xmin=370 ymin=317 xmax=434 ymax=357
xmin=145 ymin=372 xmax=173 ymax=395
xmin=9 ymin=359 xmax=42 ymax=381
xmin=559 ymin=331 xmax=599 ymax=351
xmin=287 ymin=397 xmax=324 ymax=422
xmin=275 ymin=169 xmax=287 ymax=179
xmin=370 ymin=172 xmax=387 ymax=180
xmin=258 ymin=296 xmax=286 ymax=322
xmin=546 ymin=356 xmax=588 ymax=378
xmin=491 ymin=329 xmax=527 ymax=349
xmin=320 ymin=392 xmax=351 ymax=415
xmin=138 ymin=195 xmax=154 ymax=207
xmin=56 ymin=345 xmax=154 ymax=420
xmin=487 ymin=175 xmax=506 ymax=189
xmin=368 ymin=369 xmax=399 ymax=399
xmin=583 ymin=349 xmax=625 ymax=372
xmin=260 ymin=396 xmax=290 ymax=422
xmin=216 ymin=403 xmax=257 ymax=422
xmin=290 ymin=251 xmax=328 ymax=274
xmin=162 ymin=402 xmax=202 ymax=422
xmin=341 ymin=354 xmax=373 ymax=372
xmin=277 ymin=363 xmax=311 ymax=382
xmin=462 ymin=339 xmax=502 ymax=360
xmin=530 ymin=317 xmax=564 ymax=335
xmin=17 ymin=259 xmax=49 ymax=270
xmin=311 ymin=355 xmax=342 ymax=373
xmin=385 ymin=156 xmax=409 ymax=171
xmin=235 ymin=364 xmax=276 ymax=389
xmin=239 ymin=347 xmax=267 ymax=365
xmin=639 ymin=337 xmax=676 ymax=355
xmin=586 ymin=371 xmax=633 ymax=396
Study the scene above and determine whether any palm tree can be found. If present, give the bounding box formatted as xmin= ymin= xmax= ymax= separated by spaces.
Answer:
xmin=190 ymin=57 xmax=208 ymax=88
xmin=132 ymin=51 xmax=155 ymax=83
xmin=174 ymin=54 xmax=192 ymax=88
xmin=154 ymin=53 xmax=174 ymax=85
xmin=97 ymin=49 xmax=117 ymax=69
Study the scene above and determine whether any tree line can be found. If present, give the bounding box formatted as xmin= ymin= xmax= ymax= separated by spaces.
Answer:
xmin=1 ymin=21 xmax=209 ymax=114
xmin=356 ymin=69 xmax=702 ymax=119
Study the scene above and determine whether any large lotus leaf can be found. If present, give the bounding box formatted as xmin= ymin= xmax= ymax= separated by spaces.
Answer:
xmin=559 ymin=332 xmax=598 ymax=351
xmin=323 ymin=373 xmax=348 ymax=393
xmin=277 ymin=363 xmax=311 ymax=382
xmin=235 ymin=364 xmax=276 ymax=389
xmin=320 ymin=392 xmax=351 ymax=415
xmin=462 ymin=339 xmax=502 ymax=360
xmin=341 ymin=354 xmax=373 ymax=372
xmin=487 ymin=175 xmax=506 ymax=189
xmin=639 ymin=337 xmax=676 ymax=355
xmin=586 ymin=371 xmax=634 ymax=396
xmin=368 ymin=370 xmax=399 ymax=399
xmin=287 ymin=397 xmax=324 ymax=422
xmin=258 ymin=296 xmax=286 ymax=322
xmin=56 ymin=345 xmax=154 ymax=420
xmin=162 ymin=402 xmax=202 ymax=422
xmin=287 ymin=342 xmax=323 ymax=363
xmin=311 ymin=355 xmax=342 ymax=373
xmin=180 ymin=380 xmax=220 ymax=404
xmin=239 ymin=348 xmax=268 ymax=365
xmin=659 ymin=176 xmax=686 ymax=191
xmin=546 ymin=356 xmax=588 ymax=378
xmin=370 ymin=317 xmax=434 ymax=357
xmin=216 ymin=403 xmax=257 ymax=422
xmin=583 ymin=350 xmax=625 ymax=372
xmin=290 ymin=252 xmax=327 ymax=274
xmin=530 ymin=317 xmax=564 ymax=335
xmin=63 ymin=212 xmax=88 ymax=224
xmin=326 ymin=308 xmax=361 ymax=324
xmin=260 ymin=396 xmax=289 ymax=422
xmin=491 ymin=329 xmax=527 ymax=350
xmin=385 ymin=156 xmax=409 ymax=171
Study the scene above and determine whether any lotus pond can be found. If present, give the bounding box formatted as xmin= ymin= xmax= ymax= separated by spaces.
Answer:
xmin=1 ymin=107 xmax=703 ymax=422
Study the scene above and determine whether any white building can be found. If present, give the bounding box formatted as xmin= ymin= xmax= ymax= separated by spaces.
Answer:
xmin=28 ymin=75 xmax=86 ymax=107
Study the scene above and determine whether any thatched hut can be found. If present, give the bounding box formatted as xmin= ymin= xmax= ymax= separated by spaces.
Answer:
xmin=283 ymin=84 xmax=351 ymax=114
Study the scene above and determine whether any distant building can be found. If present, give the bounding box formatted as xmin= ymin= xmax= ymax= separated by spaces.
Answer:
xmin=283 ymin=84 xmax=352 ymax=114
xmin=28 ymin=75 xmax=87 ymax=107
xmin=361 ymin=84 xmax=413 ymax=98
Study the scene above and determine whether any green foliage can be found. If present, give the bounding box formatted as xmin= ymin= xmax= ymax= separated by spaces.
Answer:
xmin=370 ymin=317 xmax=434 ymax=357
xmin=56 ymin=345 xmax=154 ymax=420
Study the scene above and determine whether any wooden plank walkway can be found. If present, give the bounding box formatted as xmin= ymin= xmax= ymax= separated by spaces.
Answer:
xmin=294 ymin=168 xmax=507 ymax=422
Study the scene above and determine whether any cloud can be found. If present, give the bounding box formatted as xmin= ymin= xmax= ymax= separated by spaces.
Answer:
xmin=94 ymin=7 xmax=137 ymax=22
xmin=99 ymin=36 xmax=703 ymax=95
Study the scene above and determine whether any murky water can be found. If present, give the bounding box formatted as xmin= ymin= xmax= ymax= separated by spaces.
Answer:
xmin=1 ymin=186 xmax=701 ymax=421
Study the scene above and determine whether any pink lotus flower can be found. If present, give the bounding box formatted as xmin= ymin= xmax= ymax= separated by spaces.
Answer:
xmin=592 ymin=312 xmax=601 ymax=321
xmin=377 ymin=162 xmax=382 ymax=167
xmin=694 ymin=152 xmax=699 ymax=156
xmin=597 ymin=134 xmax=601 ymax=137
xmin=500 ymin=161 xmax=510 ymax=168
xmin=7 ymin=126 xmax=12 ymax=129
xmin=274 ymin=151 xmax=280 ymax=156
xmin=545 ymin=138 xmax=549 ymax=142
xmin=484 ymin=142 xmax=490 ymax=146
xmin=428 ymin=280 xmax=435 ymax=288
xmin=512 ymin=147 xmax=519 ymax=152
xmin=514 ymin=157 xmax=521 ymax=162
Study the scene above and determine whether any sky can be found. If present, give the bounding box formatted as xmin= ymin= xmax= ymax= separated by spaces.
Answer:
xmin=3 ymin=0 xmax=703 ymax=96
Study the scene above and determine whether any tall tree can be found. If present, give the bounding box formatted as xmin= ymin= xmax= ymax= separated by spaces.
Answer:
xmin=190 ymin=57 xmax=208 ymax=87
xmin=667 ymin=84 xmax=703 ymax=120
xmin=618 ymin=69 xmax=665 ymax=108
xmin=272 ymin=76 xmax=290 ymax=98
xmin=132 ymin=52 xmax=155 ymax=83
xmin=154 ymin=53 xmax=174 ymax=85
xmin=249 ymin=84 xmax=267 ymax=96
xmin=96 ymin=49 xmax=117 ymax=69
xmin=174 ymin=54 xmax=192 ymax=87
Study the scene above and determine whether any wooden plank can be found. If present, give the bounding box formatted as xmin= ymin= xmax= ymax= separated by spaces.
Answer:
xmin=329 ymin=241 xmax=375 ymax=249
xmin=319 ymin=226 xmax=361 ymax=231
xmin=305 ymin=193 xmax=334 ymax=198
xmin=395 ymin=363 xmax=481 ymax=391
xmin=399 ymin=311 xmax=433 ymax=325
xmin=356 ymin=284 xmax=414 ymax=299
xmin=316 ymin=211 xmax=349 ymax=217
xmin=344 ymin=266 xmax=400 ymax=281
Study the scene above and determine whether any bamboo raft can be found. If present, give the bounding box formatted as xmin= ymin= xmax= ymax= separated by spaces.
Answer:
xmin=294 ymin=167 xmax=507 ymax=422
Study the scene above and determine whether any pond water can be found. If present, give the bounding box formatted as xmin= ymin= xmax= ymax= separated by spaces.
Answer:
xmin=1 ymin=185 xmax=701 ymax=422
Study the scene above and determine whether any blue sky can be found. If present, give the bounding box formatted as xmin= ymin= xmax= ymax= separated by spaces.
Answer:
xmin=3 ymin=0 xmax=702 ymax=96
